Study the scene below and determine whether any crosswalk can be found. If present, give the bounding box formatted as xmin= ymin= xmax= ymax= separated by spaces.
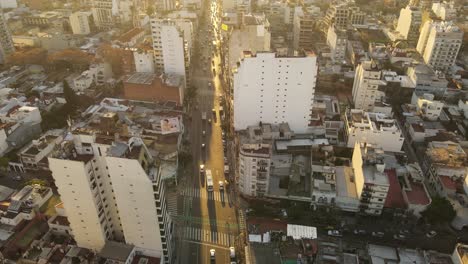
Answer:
xmin=178 ymin=226 xmax=236 ymax=247
xmin=181 ymin=188 xmax=225 ymax=202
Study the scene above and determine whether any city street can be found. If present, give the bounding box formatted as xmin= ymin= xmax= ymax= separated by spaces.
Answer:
xmin=176 ymin=0 xmax=240 ymax=263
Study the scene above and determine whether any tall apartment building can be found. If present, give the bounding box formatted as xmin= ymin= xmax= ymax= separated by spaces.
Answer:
xmin=324 ymin=1 xmax=365 ymax=30
xmin=416 ymin=21 xmax=463 ymax=72
xmin=352 ymin=142 xmax=390 ymax=216
xmin=326 ymin=25 xmax=347 ymax=64
xmin=344 ymin=109 xmax=404 ymax=153
xmin=69 ymin=11 xmax=93 ymax=35
xmin=292 ymin=8 xmax=316 ymax=51
xmin=0 ymin=12 xmax=14 ymax=64
xmin=396 ymin=5 xmax=422 ymax=47
xmin=233 ymin=52 xmax=317 ymax=133
xmin=227 ymin=13 xmax=271 ymax=69
xmin=150 ymin=18 xmax=191 ymax=87
xmin=49 ymin=132 xmax=172 ymax=262
xmin=238 ymin=143 xmax=271 ymax=197
xmin=352 ymin=60 xmax=387 ymax=111
xmin=91 ymin=0 xmax=115 ymax=29
xmin=432 ymin=1 xmax=457 ymax=21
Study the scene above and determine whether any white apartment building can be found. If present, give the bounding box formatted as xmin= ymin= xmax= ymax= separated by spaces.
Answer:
xmin=233 ymin=52 xmax=317 ymax=133
xmin=352 ymin=142 xmax=390 ymax=216
xmin=352 ymin=60 xmax=386 ymax=111
xmin=227 ymin=14 xmax=271 ymax=69
xmin=324 ymin=2 xmax=365 ymax=30
xmin=0 ymin=12 xmax=14 ymax=64
xmin=150 ymin=18 xmax=191 ymax=87
xmin=344 ymin=109 xmax=404 ymax=153
xmin=396 ymin=5 xmax=422 ymax=46
xmin=69 ymin=11 xmax=93 ymax=35
xmin=49 ymin=133 xmax=172 ymax=262
xmin=74 ymin=71 xmax=94 ymax=92
xmin=417 ymin=21 xmax=463 ymax=72
xmin=238 ymin=143 xmax=271 ymax=197
xmin=411 ymin=92 xmax=443 ymax=121
xmin=432 ymin=1 xmax=456 ymax=21
xmin=407 ymin=64 xmax=448 ymax=96
xmin=326 ymin=25 xmax=347 ymax=64
xmin=134 ymin=49 xmax=155 ymax=73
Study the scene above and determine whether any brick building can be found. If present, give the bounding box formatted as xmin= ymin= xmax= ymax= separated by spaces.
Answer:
xmin=123 ymin=73 xmax=183 ymax=105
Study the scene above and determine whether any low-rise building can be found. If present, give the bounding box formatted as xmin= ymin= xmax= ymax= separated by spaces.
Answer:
xmin=411 ymin=92 xmax=444 ymax=121
xmin=344 ymin=109 xmax=404 ymax=153
xmin=239 ymin=143 xmax=272 ymax=197
xmin=19 ymin=129 xmax=64 ymax=171
xmin=123 ymin=73 xmax=184 ymax=105
xmin=47 ymin=202 xmax=71 ymax=235
xmin=407 ymin=64 xmax=448 ymax=96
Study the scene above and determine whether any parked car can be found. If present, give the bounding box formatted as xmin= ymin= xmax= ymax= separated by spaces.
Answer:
xmin=201 ymin=143 xmax=206 ymax=148
xmin=372 ymin=231 xmax=385 ymax=238
xmin=210 ymin=249 xmax=216 ymax=262
xmin=353 ymin=229 xmax=367 ymax=235
xmin=327 ymin=230 xmax=342 ymax=237
xmin=13 ymin=175 xmax=22 ymax=181
xmin=393 ymin=234 xmax=406 ymax=240
xmin=426 ymin=231 xmax=437 ymax=238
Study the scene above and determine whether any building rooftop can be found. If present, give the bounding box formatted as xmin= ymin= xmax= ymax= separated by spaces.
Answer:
xmin=384 ymin=169 xmax=406 ymax=209
xmin=405 ymin=182 xmax=431 ymax=205
xmin=287 ymin=224 xmax=317 ymax=240
xmin=125 ymin=73 xmax=156 ymax=85
xmin=368 ymin=244 xmax=398 ymax=263
xmin=241 ymin=143 xmax=271 ymax=156
xmin=335 ymin=166 xmax=357 ymax=198
xmin=117 ymin=27 xmax=145 ymax=43
xmin=99 ymin=241 xmax=134 ymax=262
xmin=426 ymin=141 xmax=467 ymax=168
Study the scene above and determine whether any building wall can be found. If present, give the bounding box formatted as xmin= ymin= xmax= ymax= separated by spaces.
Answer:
xmin=352 ymin=143 xmax=364 ymax=198
xmin=352 ymin=62 xmax=385 ymax=111
xmin=0 ymin=0 xmax=17 ymax=8
xmin=123 ymin=78 xmax=181 ymax=104
xmin=69 ymin=12 xmax=92 ymax=35
xmin=106 ymin=157 xmax=164 ymax=258
xmin=134 ymin=51 xmax=155 ymax=73
xmin=0 ymin=13 xmax=14 ymax=64
xmin=326 ymin=25 xmax=347 ymax=63
xmin=238 ymin=147 xmax=271 ymax=197
xmin=91 ymin=0 xmax=113 ymax=30
xmin=396 ymin=6 xmax=421 ymax=46
xmin=48 ymin=158 xmax=107 ymax=251
xmin=233 ymin=52 xmax=317 ymax=133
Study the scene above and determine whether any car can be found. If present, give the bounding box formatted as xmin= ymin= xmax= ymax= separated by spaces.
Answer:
xmin=372 ymin=231 xmax=385 ymax=238
xmin=199 ymin=164 xmax=205 ymax=174
xmin=202 ymin=130 xmax=206 ymax=136
xmin=13 ymin=175 xmax=22 ymax=181
xmin=229 ymin=246 xmax=236 ymax=261
xmin=208 ymin=119 xmax=212 ymax=124
xmin=210 ymin=249 xmax=216 ymax=261
xmin=327 ymin=230 xmax=342 ymax=237
xmin=208 ymin=82 xmax=212 ymax=87
xmin=353 ymin=229 xmax=367 ymax=235
xmin=393 ymin=234 xmax=406 ymax=240
xmin=426 ymin=231 xmax=437 ymax=238
xmin=280 ymin=209 xmax=288 ymax=218
xmin=219 ymin=181 xmax=224 ymax=191
xmin=201 ymin=143 xmax=206 ymax=148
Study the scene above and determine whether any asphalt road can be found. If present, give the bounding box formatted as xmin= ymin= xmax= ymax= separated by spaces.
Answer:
xmin=177 ymin=1 xmax=240 ymax=263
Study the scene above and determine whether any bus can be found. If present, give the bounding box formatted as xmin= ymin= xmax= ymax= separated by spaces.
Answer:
xmin=206 ymin=169 xmax=214 ymax=192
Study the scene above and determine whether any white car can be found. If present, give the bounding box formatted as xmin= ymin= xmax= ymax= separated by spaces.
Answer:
xmin=372 ymin=231 xmax=385 ymax=238
xmin=210 ymin=249 xmax=216 ymax=260
xmin=202 ymin=130 xmax=206 ymax=136
xmin=327 ymin=230 xmax=342 ymax=237
xmin=201 ymin=143 xmax=206 ymax=148
xmin=199 ymin=164 xmax=205 ymax=174
xmin=219 ymin=181 xmax=224 ymax=191
xmin=426 ymin=231 xmax=437 ymax=238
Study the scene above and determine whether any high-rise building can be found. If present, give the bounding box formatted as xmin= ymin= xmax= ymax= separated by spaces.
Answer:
xmin=292 ymin=8 xmax=317 ymax=51
xmin=150 ymin=18 xmax=191 ymax=87
xmin=49 ymin=131 xmax=173 ymax=262
xmin=69 ymin=11 xmax=94 ymax=35
xmin=352 ymin=60 xmax=387 ymax=111
xmin=233 ymin=51 xmax=317 ymax=133
xmin=416 ymin=21 xmax=463 ymax=72
xmin=326 ymin=25 xmax=347 ymax=64
xmin=324 ymin=1 xmax=365 ymax=30
xmin=91 ymin=0 xmax=115 ymax=30
xmin=432 ymin=1 xmax=457 ymax=21
xmin=0 ymin=12 xmax=14 ymax=64
xmin=396 ymin=5 xmax=422 ymax=46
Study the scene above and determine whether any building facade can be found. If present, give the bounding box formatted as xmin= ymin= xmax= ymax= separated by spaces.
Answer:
xmin=0 ymin=12 xmax=14 ymax=64
xmin=48 ymin=133 xmax=172 ymax=262
xmin=352 ymin=60 xmax=386 ymax=111
xmin=238 ymin=143 xmax=271 ymax=197
xmin=69 ymin=11 xmax=93 ymax=35
xmin=396 ymin=5 xmax=422 ymax=46
xmin=417 ymin=21 xmax=463 ymax=72
xmin=233 ymin=52 xmax=317 ymax=133
xmin=326 ymin=25 xmax=347 ymax=64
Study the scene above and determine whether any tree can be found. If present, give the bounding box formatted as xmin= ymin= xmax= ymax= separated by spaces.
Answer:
xmin=0 ymin=157 xmax=9 ymax=172
xmin=63 ymin=80 xmax=78 ymax=107
xmin=421 ymin=196 xmax=456 ymax=224
xmin=47 ymin=49 xmax=93 ymax=71
xmin=6 ymin=48 xmax=48 ymax=66
xmin=146 ymin=6 xmax=155 ymax=16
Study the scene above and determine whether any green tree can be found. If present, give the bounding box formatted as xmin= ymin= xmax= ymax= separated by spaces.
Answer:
xmin=0 ymin=157 xmax=9 ymax=171
xmin=421 ymin=196 xmax=456 ymax=224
